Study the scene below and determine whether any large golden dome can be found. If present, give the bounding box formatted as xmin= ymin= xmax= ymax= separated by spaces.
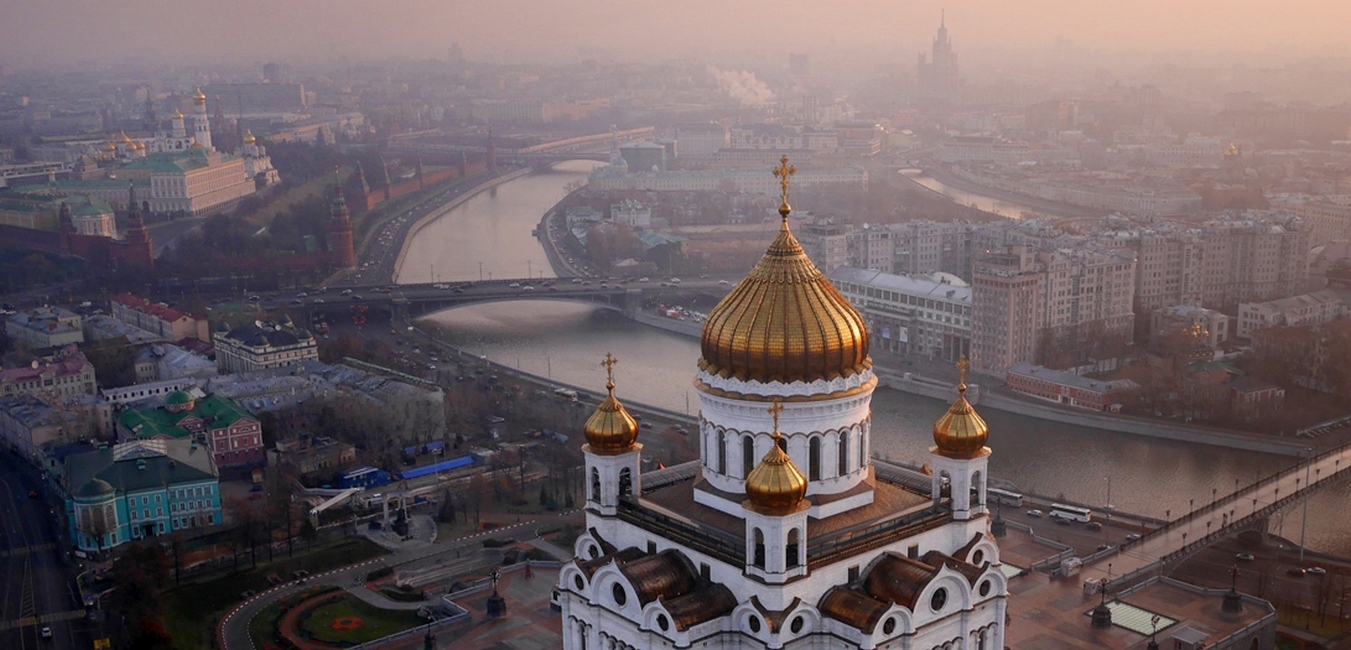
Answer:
xmin=745 ymin=402 xmax=808 ymax=512
xmin=192 ymin=87 xmax=207 ymax=104
xmin=932 ymin=357 xmax=989 ymax=459
xmin=584 ymin=353 xmax=639 ymax=454
xmin=699 ymin=159 xmax=870 ymax=385
xmin=243 ymin=129 xmax=256 ymax=145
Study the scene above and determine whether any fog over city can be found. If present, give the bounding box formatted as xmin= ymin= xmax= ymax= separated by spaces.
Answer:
xmin=3 ymin=0 xmax=1350 ymax=67
xmin=7 ymin=1 xmax=1351 ymax=649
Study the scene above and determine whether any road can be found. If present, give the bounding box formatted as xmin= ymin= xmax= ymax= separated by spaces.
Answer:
xmin=219 ymin=511 xmax=582 ymax=650
xmin=0 ymin=449 xmax=90 ymax=650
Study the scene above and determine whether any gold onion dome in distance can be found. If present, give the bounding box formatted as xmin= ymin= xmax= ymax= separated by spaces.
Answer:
xmin=192 ymin=87 xmax=207 ymax=103
xmin=745 ymin=402 xmax=808 ymax=511
xmin=243 ymin=129 xmax=256 ymax=144
xmin=584 ymin=353 xmax=639 ymax=454
xmin=933 ymin=356 xmax=989 ymax=458
xmin=699 ymin=157 xmax=870 ymax=384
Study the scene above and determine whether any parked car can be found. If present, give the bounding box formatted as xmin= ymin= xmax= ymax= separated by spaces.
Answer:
xmin=1235 ymin=553 xmax=1255 ymax=562
xmin=1288 ymin=568 xmax=1307 ymax=577
xmin=40 ymin=626 xmax=52 ymax=639
xmin=1308 ymin=567 xmax=1327 ymax=575
xmin=1085 ymin=522 xmax=1103 ymax=531
xmin=1124 ymin=534 xmax=1142 ymax=542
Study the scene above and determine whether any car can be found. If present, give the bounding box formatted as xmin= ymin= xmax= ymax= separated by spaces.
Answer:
xmin=27 ymin=490 xmax=37 ymax=499
xmin=1054 ymin=516 xmax=1072 ymax=525
xmin=290 ymin=299 xmax=303 ymax=305
xmin=40 ymin=626 xmax=51 ymax=639
xmin=1308 ymin=566 xmax=1328 ymax=575
xmin=1235 ymin=553 xmax=1255 ymax=562
xmin=1025 ymin=509 xmax=1043 ymax=518
xmin=639 ymin=277 xmax=650 ymax=282
xmin=1097 ymin=544 xmax=1111 ymax=551
xmin=350 ymin=294 xmax=361 ymax=300
xmin=1288 ymin=567 xmax=1307 ymax=577
xmin=719 ymin=279 xmax=730 ymax=285
xmin=549 ymin=287 xmax=560 ymax=292
xmin=523 ymin=286 xmax=535 ymax=291
xmin=312 ymin=298 xmax=325 ymax=303
xmin=296 ymin=292 xmax=308 ymax=298
xmin=248 ymin=295 xmax=260 ymax=302
xmin=1085 ymin=522 xmax=1103 ymax=531
xmin=670 ymin=277 xmax=681 ymax=283
xmin=1124 ymin=533 xmax=1142 ymax=542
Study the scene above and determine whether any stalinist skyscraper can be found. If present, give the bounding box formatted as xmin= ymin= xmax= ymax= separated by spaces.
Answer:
xmin=556 ymin=157 xmax=1007 ymax=649
xmin=917 ymin=11 xmax=961 ymax=105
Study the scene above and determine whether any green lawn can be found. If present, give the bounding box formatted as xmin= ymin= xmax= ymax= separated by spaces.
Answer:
xmin=301 ymin=594 xmax=427 ymax=645
xmin=248 ymin=586 xmax=340 ymax=649
xmin=163 ymin=538 xmax=388 ymax=649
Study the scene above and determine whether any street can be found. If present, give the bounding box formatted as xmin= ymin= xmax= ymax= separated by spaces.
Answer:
xmin=0 ymin=449 xmax=91 ymax=650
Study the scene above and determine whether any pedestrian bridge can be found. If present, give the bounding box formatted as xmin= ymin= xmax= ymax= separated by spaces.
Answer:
xmin=1080 ymin=441 xmax=1351 ymax=592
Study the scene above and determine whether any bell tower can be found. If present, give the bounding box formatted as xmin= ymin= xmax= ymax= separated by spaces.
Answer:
xmin=928 ymin=356 xmax=989 ymax=520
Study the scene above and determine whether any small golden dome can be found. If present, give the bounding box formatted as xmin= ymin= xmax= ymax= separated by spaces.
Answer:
xmin=101 ymin=141 xmax=117 ymax=153
xmin=745 ymin=402 xmax=808 ymax=512
xmin=699 ymin=157 xmax=870 ymax=385
xmin=172 ymin=108 xmax=184 ymax=120
xmin=192 ymin=87 xmax=207 ymax=103
xmin=583 ymin=353 xmax=639 ymax=454
xmin=190 ymin=141 xmax=205 ymax=150
xmin=118 ymin=131 xmax=132 ymax=144
xmin=243 ymin=129 xmax=256 ymax=144
xmin=932 ymin=357 xmax=989 ymax=459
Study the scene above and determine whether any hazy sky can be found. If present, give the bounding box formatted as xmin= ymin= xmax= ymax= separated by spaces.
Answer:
xmin=2 ymin=0 xmax=1349 ymax=69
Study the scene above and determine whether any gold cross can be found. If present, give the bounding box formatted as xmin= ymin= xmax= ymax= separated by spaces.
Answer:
xmin=600 ymin=352 xmax=617 ymax=385
xmin=767 ymin=400 xmax=784 ymax=435
xmin=956 ymin=354 xmax=970 ymax=385
xmin=772 ymin=155 xmax=795 ymax=207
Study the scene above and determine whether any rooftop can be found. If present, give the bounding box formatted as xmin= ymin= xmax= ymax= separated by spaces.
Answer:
xmin=64 ymin=438 xmax=217 ymax=497
xmin=117 ymin=394 xmax=253 ymax=439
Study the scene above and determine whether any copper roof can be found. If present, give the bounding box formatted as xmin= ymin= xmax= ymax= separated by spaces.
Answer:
xmin=664 ymin=583 xmax=738 ymax=631
xmin=575 ymin=547 xmax=646 ymax=578
xmin=819 ymin=586 xmax=891 ymax=633
xmin=922 ymin=550 xmax=986 ymax=585
xmin=618 ymin=550 xmax=698 ymax=606
xmin=864 ymin=553 xmax=941 ymax=610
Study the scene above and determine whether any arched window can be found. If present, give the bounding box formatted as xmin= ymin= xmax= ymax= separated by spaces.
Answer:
xmin=809 ymin=437 xmax=821 ymax=481
xmin=838 ymin=432 xmax=850 ymax=476
xmin=590 ymin=468 xmax=601 ymax=502
xmin=971 ymin=470 xmax=984 ymax=505
xmin=752 ymin=528 xmax=765 ymax=568
xmin=743 ymin=436 xmax=755 ymax=479
xmin=618 ymin=468 xmax=632 ymax=498
xmin=717 ymin=430 xmax=726 ymax=474
xmin=859 ymin=427 xmax=867 ymax=467
xmin=786 ymin=528 xmax=801 ymax=568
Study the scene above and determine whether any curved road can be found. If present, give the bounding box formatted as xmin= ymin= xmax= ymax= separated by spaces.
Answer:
xmin=219 ymin=512 xmax=580 ymax=650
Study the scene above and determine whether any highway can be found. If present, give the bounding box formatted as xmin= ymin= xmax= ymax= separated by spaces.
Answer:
xmin=0 ymin=449 xmax=90 ymax=650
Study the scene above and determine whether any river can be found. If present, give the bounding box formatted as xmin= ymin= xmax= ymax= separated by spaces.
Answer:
xmin=398 ymin=161 xmax=1351 ymax=556
xmin=900 ymin=169 xmax=1064 ymax=221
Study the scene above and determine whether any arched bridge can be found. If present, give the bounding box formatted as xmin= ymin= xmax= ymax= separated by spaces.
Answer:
xmin=1077 ymin=441 xmax=1351 ymax=592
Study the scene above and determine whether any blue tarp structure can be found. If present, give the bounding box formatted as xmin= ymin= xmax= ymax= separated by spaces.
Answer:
xmin=336 ymin=466 xmax=392 ymax=489
xmin=398 ymin=455 xmax=476 ymax=480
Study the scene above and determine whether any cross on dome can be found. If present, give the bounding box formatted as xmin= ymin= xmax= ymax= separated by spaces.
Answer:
xmin=772 ymin=155 xmax=795 ymax=220
xmin=601 ymin=352 xmax=618 ymax=390
xmin=955 ymin=354 xmax=970 ymax=390
xmin=767 ymin=400 xmax=784 ymax=438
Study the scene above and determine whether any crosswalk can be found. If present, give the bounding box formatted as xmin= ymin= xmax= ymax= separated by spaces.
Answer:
xmin=0 ymin=543 xmax=55 ymax=559
xmin=0 ymin=609 xmax=88 ymax=630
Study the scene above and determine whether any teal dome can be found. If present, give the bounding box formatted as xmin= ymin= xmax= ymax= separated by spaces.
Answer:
xmin=165 ymin=391 xmax=193 ymax=406
xmin=75 ymin=478 xmax=115 ymax=500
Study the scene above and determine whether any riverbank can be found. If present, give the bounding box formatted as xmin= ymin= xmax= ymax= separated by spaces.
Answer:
xmin=391 ymin=166 xmax=534 ymax=280
xmin=911 ymin=165 xmax=1101 ymax=221
xmin=624 ymin=305 xmax=1310 ymax=456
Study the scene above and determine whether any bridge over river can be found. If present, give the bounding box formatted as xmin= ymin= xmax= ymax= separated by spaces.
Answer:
xmin=1080 ymin=441 xmax=1351 ymax=592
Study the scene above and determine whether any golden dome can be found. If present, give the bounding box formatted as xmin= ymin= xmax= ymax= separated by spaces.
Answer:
xmin=699 ymin=157 xmax=870 ymax=385
xmin=190 ymin=141 xmax=205 ymax=150
xmin=243 ymin=129 xmax=256 ymax=144
xmin=745 ymin=402 xmax=808 ymax=512
xmin=932 ymin=357 xmax=989 ymax=459
xmin=172 ymin=108 xmax=184 ymax=120
xmin=583 ymin=353 xmax=639 ymax=454
xmin=118 ymin=131 xmax=132 ymax=144
xmin=192 ymin=87 xmax=207 ymax=104
xmin=101 ymin=141 xmax=117 ymax=153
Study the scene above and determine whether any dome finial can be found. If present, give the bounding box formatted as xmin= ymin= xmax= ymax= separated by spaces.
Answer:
xmin=772 ymin=155 xmax=795 ymax=223
xmin=768 ymin=400 xmax=784 ymax=439
xmin=933 ymin=354 xmax=989 ymax=458
xmin=601 ymin=351 xmax=618 ymax=393
xmin=955 ymin=354 xmax=969 ymax=393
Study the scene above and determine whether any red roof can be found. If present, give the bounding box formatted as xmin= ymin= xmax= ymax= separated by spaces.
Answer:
xmin=113 ymin=293 xmax=199 ymax=323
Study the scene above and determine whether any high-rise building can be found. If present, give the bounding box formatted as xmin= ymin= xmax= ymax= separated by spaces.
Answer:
xmin=556 ymin=168 xmax=1008 ymax=649
xmin=1199 ymin=213 xmax=1310 ymax=311
xmin=917 ymin=12 xmax=960 ymax=102
xmin=972 ymin=246 xmax=1046 ymax=376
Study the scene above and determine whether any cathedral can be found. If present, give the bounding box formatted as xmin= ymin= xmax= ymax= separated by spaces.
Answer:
xmin=556 ymin=158 xmax=1006 ymax=649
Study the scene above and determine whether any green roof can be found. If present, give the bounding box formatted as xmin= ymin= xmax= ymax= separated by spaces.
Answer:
xmin=165 ymin=391 xmax=193 ymax=406
xmin=118 ymin=394 xmax=254 ymax=440
xmin=65 ymin=439 xmax=217 ymax=497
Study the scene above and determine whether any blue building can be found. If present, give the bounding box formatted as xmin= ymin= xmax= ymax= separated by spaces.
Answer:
xmin=63 ymin=438 xmax=221 ymax=554
xmin=335 ymin=466 xmax=392 ymax=489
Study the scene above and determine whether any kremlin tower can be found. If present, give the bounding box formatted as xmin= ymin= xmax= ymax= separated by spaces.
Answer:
xmin=119 ymin=181 xmax=155 ymax=270
xmin=326 ymin=173 xmax=356 ymax=269
xmin=556 ymin=157 xmax=1006 ymax=649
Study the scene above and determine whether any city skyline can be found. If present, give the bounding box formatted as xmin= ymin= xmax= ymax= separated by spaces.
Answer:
xmin=2 ymin=0 xmax=1350 ymax=69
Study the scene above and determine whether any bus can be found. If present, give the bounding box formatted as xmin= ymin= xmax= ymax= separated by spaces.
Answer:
xmin=1049 ymin=503 xmax=1092 ymax=523
xmin=987 ymin=488 xmax=1024 ymax=507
